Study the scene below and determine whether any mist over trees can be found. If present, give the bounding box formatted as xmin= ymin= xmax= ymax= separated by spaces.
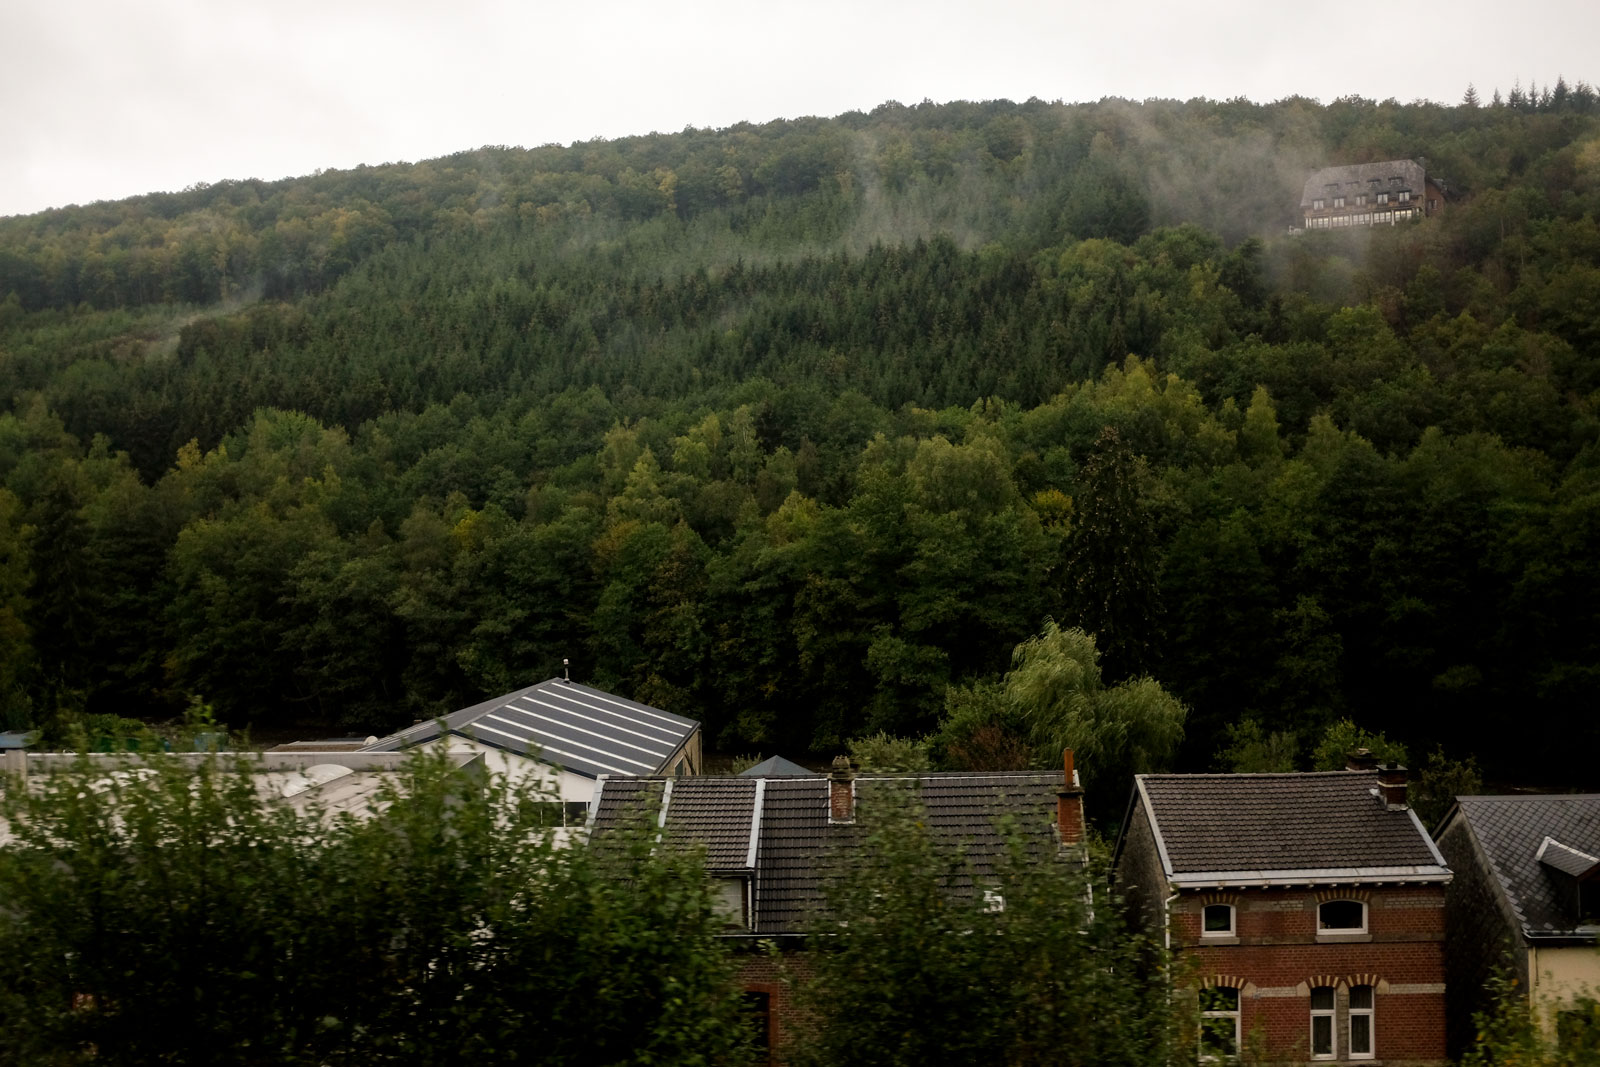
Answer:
xmin=0 ymin=90 xmax=1597 ymax=782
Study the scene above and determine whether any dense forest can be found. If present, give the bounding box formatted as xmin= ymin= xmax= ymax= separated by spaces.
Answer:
xmin=1 ymin=87 xmax=1597 ymax=784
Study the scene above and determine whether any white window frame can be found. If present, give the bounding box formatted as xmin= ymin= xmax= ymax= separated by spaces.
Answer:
xmin=1349 ymin=984 xmax=1375 ymax=1059
xmin=1199 ymin=986 xmax=1241 ymax=1063
xmin=1318 ymin=899 xmax=1368 ymax=933
xmin=1201 ymin=903 xmax=1236 ymax=938
xmin=1313 ymin=198 xmax=1325 ymax=210
xmin=1310 ymin=986 xmax=1337 ymax=1060
xmin=1399 ymin=190 xmax=1411 ymax=202
xmin=1334 ymin=196 xmax=1346 ymax=208
xmin=1377 ymin=192 xmax=1389 ymax=205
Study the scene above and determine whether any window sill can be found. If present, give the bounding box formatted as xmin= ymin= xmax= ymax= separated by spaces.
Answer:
xmin=1198 ymin=935 xmax=1240 ymax=946
xmin=1315 ymin=931 xmax=1372 ymax=944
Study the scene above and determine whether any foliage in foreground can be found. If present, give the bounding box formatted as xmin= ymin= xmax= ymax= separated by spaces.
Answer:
xmin=0 ymin=750 xmax=750 ymax=1066
xmin=789 ymin=789 xmax=1174 ymax=1067
xmin=1462 ymin=975 xmax=1600 ymax=1066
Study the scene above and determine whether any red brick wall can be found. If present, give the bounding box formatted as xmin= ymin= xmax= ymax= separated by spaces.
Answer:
xmin=735 ymin=949 xmax=811 ymax=1065
xmin=1176 ymin=885 xmax=1447 ymax=1065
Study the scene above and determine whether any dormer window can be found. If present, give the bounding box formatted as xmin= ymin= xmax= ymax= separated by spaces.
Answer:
xmin=1333 ymin=196 xmax=1346 ymax=208
xmin=1399 ymin=190 xmax=1411 ymax=202
xmin=1356 ymin=194 xmax=1367 ymax=206
xmin=1202 ymin=903 xmax=1235 ymax=937
xmin=1319 ymin=899 xmax=1367 ymax=933
xmin=1313 ymin=198 xmax=1325 ymax=211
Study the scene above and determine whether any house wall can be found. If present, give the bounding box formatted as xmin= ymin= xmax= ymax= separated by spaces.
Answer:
xmin=1111 ymin=795 xmax=1172 ymax=937
xmin=1175 ymin=885 xmax=1448 ymax=1065
xmin=735 ymin=946 xmax=811 ymax=1065
xmin=1528 ymin=946 xmax=1600 ymax=1040
xmin=1436 ymin=815 xmax=1526 ymax=1057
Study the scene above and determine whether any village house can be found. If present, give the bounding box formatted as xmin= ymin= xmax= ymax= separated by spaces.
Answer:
xmin=359 ymin=676 xmax=702 ymax=827
xmin=587 ymin=751 xmax=1086 ymax=1061
xmin=1112 ymin=755 xmax=1451 ymax=1065
xmin=1300 ymin=160 xmax=1446 ymax=231
xmin=1435 ymin=794 xmax=1600 ymax=1056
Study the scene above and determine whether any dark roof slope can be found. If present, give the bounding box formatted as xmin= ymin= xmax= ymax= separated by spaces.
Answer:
xmin=1447 ymin=795 xmax=1600 ymax=939
xmin=365 ymin=679 xmax=698 ymax=779
xmin=1301 ymin=159 xmax=1426 ymax=207
xmin=1136 ymin=771 xmax=1446 ymax=885
xmin=590 ymin=771 xmax=1065 ymax=934
xmin=739 ymin=755 xmax=816 ymax=777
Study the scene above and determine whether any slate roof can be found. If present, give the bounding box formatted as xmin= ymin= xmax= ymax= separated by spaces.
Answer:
xmin=365 ymin=679 xmax=699 ymax=779
xmin=1443 ymin=795 xmax=1600 ymax=940
xmin=1301 ymin=159 xmax=1426 ymax=208
xmin=1134 ymin=771 xmax=1448 ymax=886
xmin=739 ymin=755 xmax=816 ymax=777
xmin=589 ymin=771 xmax=1067 ymax=934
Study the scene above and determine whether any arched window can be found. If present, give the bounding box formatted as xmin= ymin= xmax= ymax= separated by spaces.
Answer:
xmin=1310 ymin=986 xmax=1336 ymax=1059
xmin=1349 ymin=985 xmax=1375 ymax=1059
xmin=1202 ymin=904 xmax=1235 ymax=937
xmin=1318 ymin=899 xmax=1367 ymax=933
xmin=1200 ymin=986 xmax=1240 ymax=1062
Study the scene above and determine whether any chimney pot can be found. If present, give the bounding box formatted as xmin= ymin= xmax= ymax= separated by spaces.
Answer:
xmin=828 ymin=755 xmax=855 ymax=823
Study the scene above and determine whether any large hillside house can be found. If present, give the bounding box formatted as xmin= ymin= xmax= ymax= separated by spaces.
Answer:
xmin=1301 ymin=160 xmax=1445 ymax=230
xmin=1112 ymin=756 xmax=1451 ymax=1065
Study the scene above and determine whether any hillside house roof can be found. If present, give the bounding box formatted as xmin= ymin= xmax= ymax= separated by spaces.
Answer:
xmin=363 ymin=678 xmax=699 ymax=779
xmin=738 ymin=755 xmax=816 ymax=777
xmin=1126 ymin=770 xmax=1448 ymax=888
xmin=1301 ymin=159 xmax=1427 ymax=208
xmin=1438 ymin=794 xmax=1600 ymax=941
xmin=589 ymin=770 xmax=1071 ymax=933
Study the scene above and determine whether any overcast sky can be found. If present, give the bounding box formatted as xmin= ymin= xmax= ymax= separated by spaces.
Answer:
xmin=3 ymin=0 xmax=1596 ymax=218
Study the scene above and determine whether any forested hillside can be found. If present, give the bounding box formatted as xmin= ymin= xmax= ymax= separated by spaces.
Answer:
xmin=1 ymin=90 xmax=1596 ymax=782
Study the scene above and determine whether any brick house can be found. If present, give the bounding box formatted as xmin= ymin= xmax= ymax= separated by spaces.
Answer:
xmin=1300 ymin=160 xmax=1447 ymax=231
xmin=588 ymin=753 xmax=1085 ymax=1062
xmin=1111 ymin=760 xmax=1451 ymax=1065
xmin=1435 ymin=794 xmax=1600 ymax=1056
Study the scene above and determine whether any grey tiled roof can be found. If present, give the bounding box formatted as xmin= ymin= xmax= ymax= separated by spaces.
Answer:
xmin=739 ymin=755 xmax=816 ymax=777
xmin=365 ymin=679 xmax=698 ymax=779
xmin=1449 ymin=795 xmax=1600 ymax=939
xmin=1137 ymin=771 xmax=1445 ymax=882
xmin=590 ymin=772 xmax=1067 ymax=934
xmin=1301 ymin=159 xmax=1426 ymax=208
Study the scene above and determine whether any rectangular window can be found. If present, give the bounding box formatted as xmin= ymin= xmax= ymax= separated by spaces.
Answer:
xmin=1334 ymin=196 xmax=1346 ymax=208
xmin=1318 ymin=900 xmax=1367 ymax=932
xmin=1377 ymin=192 xmax=1389 ymax=204
xmin=1399 ymin=190 xmax=1411 ymax=202
xmin=1200 ymin=987 xmax=1240 ymax=1062
xmin=1311 ymin=986 xmax=1336 ymax=1058
xmin=1356 ymin=194 xmax=1367 ymax=206
xmin=1350 ymin=985 xmax=1375 ymax=1058
xmin=1313 ymin=198 xmax=1325 ymax=210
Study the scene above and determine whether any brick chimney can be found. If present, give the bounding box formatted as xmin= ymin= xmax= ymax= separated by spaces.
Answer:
xmin=828 ymin=756 xmax=856 ymax=824
xmin=1377 ymin=764 xmax=1408 ymax=810
xmin=1345 ymin=747 xmax=1378 ymax=773
xmin=1057 ymin=748 xmax=1085 ymax=847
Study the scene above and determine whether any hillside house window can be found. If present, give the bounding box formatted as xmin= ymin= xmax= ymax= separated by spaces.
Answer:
xmin=1313 ymin=198 xmax=1325 ymax=210
xmin=1311 ymin=986 xmax=1337 ymax=1058
xmin=1399 ymin=190 xmax=1411 ymax=202
xmin=1202 ymin=904 xmax=1235 ymax=937
xmin=1377 ymin=192 xmax=1389 ymax=204
xmin=1350 ymin=985 xmax=1375 ymax=1058
xmin=1318 ymin=899 xmax=1367 ymax=932
xmin=1356 ymin=194 xmax=1367 ymax=206
xmin=1334 ymin=196 xmax=1346 ymax=208
xmin=1199 ymin=986 xmax=1240 ymax=1061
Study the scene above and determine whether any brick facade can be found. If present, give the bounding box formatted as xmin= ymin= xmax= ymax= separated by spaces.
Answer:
xmin=734 ymin=945 xmax=810 ymax=1065
xmin=1175 ymin=886 xmax=1448 ymax=1065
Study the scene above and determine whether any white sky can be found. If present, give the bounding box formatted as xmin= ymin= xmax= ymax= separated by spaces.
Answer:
xmin=3 ymin=0 xmax=1596 ymax=218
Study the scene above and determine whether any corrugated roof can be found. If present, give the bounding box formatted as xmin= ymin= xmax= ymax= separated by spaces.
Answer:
xmin=1450 ymin=795 xmax=1600 ymax=938
xmin=591 ymin=771 xmax=1066 ymax=934
xmin=1136 ymin=771 xmax=1445 ymax=882
xmin=365 ymin=679 xmax=699 ymax=779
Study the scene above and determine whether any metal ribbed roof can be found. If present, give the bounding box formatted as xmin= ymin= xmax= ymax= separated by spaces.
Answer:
xmin=365 ymin=679 xmax=699 ymax=779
